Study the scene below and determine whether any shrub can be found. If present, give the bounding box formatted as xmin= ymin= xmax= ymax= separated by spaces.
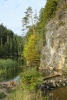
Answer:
xmin=20 ymin=67 xmax=43 ymax=91
xmin=59 ymin=21 xmax=66 ymax=26
xmin=0 ymin=92 xmax=6 ymax=99
xmin=8 ymin=67 xmax=45 ymax=100
xmin=43 ymin=0 xmax=59 ymax=23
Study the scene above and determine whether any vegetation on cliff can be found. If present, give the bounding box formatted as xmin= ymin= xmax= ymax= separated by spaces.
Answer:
xmin=22 ymin=0 xmax=60 ymax=67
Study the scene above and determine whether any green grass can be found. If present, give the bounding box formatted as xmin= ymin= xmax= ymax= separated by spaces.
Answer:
xmin=0 ymin=92 xmax=6 ymax=99
xmin=8 ymin=67 xmax=46 ymax=100
xmin=0 ymin=59 xmax=19 ymax=81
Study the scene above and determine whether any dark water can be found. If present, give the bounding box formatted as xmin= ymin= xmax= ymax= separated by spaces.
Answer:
xmin=40 ymin=69 xmax=67 ymax=100
xmin=53 ymin=70 xmax=67 ymax=100
xmin=50 ymin=87 xmax=67 ymax=100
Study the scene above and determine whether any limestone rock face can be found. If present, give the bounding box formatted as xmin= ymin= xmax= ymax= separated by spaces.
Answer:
xmin=40 ymin=10 xmax=67 ymax=69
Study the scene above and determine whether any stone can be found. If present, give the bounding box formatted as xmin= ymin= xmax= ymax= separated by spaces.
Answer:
xmin=40 ymin=9 xmax=67 ymax=70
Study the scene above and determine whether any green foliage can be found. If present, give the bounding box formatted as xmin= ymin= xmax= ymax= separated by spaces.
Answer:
xmin=0 ymin=59 xmax=19 ymax=81
xmin=31 ymin=0 xmax=59 ymax=51
xmin=7 ymin=88 xmax=16 ymax=93
xmin=0 ymin=92 xmax=6 ymax=99
xmin=22 ymin=7 xmax=38 ymax=35
xmin=20 ymin=67 xmax=43 ymax=91
xmin=0 ymin=24 xmax=23 ymax=57
xmin=22 ymin=0 xmax=60 ymax=67
xmin=43 ymin=0 xmax=59 ymax=21
xmin=42 ymin=55 xmax=45 ymax=60
xmin=8 ymin=67 xmax=44 ymax=100
xmin=39 ymin=0 xmax=59 ymax=24
xmin=23 ymin=33 xmax=40 ymax=66
xmin=56 ymin=21 xmax=66 ymax=29
xmin=59 ymin=21 xmax=66 ymax=26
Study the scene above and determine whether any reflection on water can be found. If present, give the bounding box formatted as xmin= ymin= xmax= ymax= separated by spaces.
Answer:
xmin=1 ymin=75 xmax=20 ymax=84
xmin=13 ymin=76 xmax=20 ymax=82
xmin=12 ymin=56 xmax=24 ymax=66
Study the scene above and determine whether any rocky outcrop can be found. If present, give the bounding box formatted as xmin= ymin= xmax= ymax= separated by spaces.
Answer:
xmin=39 ymin=78 xmax=67 ymax=95
xmin=40 ymin=9 xmax=67 ymax=69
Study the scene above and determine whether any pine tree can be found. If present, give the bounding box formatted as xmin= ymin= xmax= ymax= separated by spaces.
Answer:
xmin=23 ymin=33 xmax=40 ymax=66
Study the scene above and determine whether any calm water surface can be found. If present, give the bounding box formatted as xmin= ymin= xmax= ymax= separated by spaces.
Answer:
xmin=40 ymin=69 xmax=67 ymax=100
xmin=51 ymin=87 xmax=67 ymax=100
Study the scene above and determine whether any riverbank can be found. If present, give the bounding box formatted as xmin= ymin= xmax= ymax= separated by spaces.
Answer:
xmin=7 ymin=67 xmax=44 ymax=100
xmin=1 ymin=67 xmax=67 ymax=100
xmin=0 ymin=83 xmax=16 ymax=100
xmin=0 ymin=75 xmax=20 ymax=100
xmin=39 ymin=68 xmax=67 ymax=100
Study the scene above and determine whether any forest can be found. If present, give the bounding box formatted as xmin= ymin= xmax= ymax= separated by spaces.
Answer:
xmin=0 ymin=24 xmax=23 ymax=57
xmin=0 ymin=0 xmax=67 ymax=100
xmin=0 ymin=24 xmax=23 ymax=83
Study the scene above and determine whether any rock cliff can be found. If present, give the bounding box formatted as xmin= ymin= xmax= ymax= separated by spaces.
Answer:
xmin=40 ymin=5 xmax=67 ymax=69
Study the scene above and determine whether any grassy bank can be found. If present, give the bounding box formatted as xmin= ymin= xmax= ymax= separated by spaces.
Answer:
xmin=8 ymin=67 xmax=46 ymax=100
xmin=0 ymin=59 xmax=19 ymax=81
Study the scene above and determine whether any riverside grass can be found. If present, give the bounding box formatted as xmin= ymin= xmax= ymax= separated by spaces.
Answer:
xmin=8 ymin=67 xmax=46 ymax=100
xmin=0 ymin=59 xmax=19 ymax=81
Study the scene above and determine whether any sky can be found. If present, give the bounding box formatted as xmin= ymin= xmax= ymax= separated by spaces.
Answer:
xmin=0 ymin=0 xmax=46 ymax=36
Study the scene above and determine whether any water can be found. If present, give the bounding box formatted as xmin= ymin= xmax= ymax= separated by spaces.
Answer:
xmin=13 ymin=76 xmax=20 ymax=82
xmin=40 ymin=69 xmax=67 ymax=100
xmin=50 ymin=87 xmax=67 ymax=100
xmin=1 ymin=75 xmax=20 ymax=85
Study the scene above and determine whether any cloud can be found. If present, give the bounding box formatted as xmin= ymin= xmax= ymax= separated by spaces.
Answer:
xmin=0 ymin=0 xmax=46 ymax=36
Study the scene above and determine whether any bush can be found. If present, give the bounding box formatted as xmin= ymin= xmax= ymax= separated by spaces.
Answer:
xmin=43 ymin=0 xmax=59 ymax=23
xmin=59 ymin=21 xmax=66 ymax=26
xmin=8 ymin=67 xmax=45 ymax=100
xmin=20 ymin=67 xmax=43 ymax=91
xmin=0 ymin=92 xmax=6 ymax=99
